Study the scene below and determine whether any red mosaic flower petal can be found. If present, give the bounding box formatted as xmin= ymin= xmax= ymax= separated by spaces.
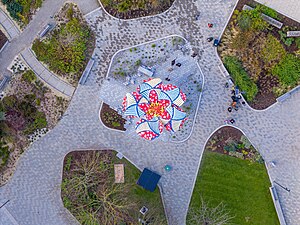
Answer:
xmin=138 ymin=103 xmax=150 ymax=113
xmin=165 ymin=123 xmax=172 ymax=131
xmin=132 ymin=92 xmax=142 ymax=101
xmin=149 ymin=90 xmax=158 ymax=103
xmin=180 ymin=91 xmax=186 ymax=102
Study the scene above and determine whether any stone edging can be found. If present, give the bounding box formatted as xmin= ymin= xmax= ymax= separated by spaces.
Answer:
xmin=98 ymin=34 xmax=205 ymax=144
xmin=85 ymin=0 xmax=177 ymax=21
xmin=184 ymin=124 xmax=285 ymax=224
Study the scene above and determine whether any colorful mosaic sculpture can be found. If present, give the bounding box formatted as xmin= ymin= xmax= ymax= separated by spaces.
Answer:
xmin=122 ymin=78 xmax=187 ymax=140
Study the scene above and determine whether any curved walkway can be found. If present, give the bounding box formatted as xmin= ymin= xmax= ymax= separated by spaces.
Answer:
xmin=20 ymin=48 xmax=75 ymax=97
xmin=0 ymin=8 xmax=20 ymax=41
xmin=1 ymin=0 xmax=300 ymax=225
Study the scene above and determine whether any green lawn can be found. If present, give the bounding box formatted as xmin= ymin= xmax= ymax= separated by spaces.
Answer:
xmin=187 ymin=151 xmax=279 ymax=225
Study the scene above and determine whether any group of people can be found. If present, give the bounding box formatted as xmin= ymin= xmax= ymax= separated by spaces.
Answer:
xmin=225 ymin=84 xmax=246 ymax=125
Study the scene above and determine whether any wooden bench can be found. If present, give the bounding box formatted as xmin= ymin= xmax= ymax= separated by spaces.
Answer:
xmin=114 ymin=164 xmax=124 ymax=183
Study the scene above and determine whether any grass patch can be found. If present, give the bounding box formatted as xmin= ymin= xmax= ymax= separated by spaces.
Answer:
xmin=187 ymin=151 xmax=279 ymax=225
xmin=223 ymin=56 xmax=258 ymax=102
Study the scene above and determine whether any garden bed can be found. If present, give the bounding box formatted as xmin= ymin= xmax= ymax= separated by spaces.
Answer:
xmin=0 ymin=29 xmax=8 ymax=49
xmin=218 ymin=0 xmax=300 ymax=109
xmin=187 ymin=126 xmax=279 ymax=224
xmin=1 ymin=0 xmax=43 ymax=26
xmin=100 ymin=103 xmax=126 ymax=131
xmin=61 ymin=150 xmax=167 ymax=225
xmin=0 ymin=69 xmax=69 ymax=185
xmin=205 ymin=126 xmax=263 ymax=163
xmin=100 ymin=0 xmax=174 ymax=19
xmin=32 ymin=3 xmax=95 ymax=86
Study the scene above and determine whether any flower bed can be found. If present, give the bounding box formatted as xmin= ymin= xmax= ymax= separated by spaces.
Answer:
xmin=218 ymin=0 xmax=300 ymax=109
xmin=100 ymin=0 xmax=174 ymax=19
xmin=100 ymin=103 xmax=126 ymax=131
xmin=32 ymin=3 xmax=95 ymax=86
xmin=0 ymin=69 xmax=69 ymax=185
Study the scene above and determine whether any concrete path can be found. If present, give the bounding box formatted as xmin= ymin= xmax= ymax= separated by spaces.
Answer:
xmin=256 ymin=0 xmax=300 ymax=23
xmin=20 ymin=48 xmax=75 ymax=97
xmin=0 ymin=0 xmax=65 ymax=76
xmin=1 ymin=0 xmax=300 ymax=225
xmin=0 ymin=8 xmax=20 ymax=41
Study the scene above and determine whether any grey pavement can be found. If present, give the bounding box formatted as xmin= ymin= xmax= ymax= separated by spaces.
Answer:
xmin=1 ymin=0 xmax=300 ymax=225
xmin=0 ymin=8 xmax=20 ymax=41
xmin=20 ymin=48 xmax=75 ymax=97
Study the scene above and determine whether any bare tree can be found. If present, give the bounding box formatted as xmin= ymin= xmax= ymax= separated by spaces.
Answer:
xmin=188 ymin=198 xmax=234 ymax=225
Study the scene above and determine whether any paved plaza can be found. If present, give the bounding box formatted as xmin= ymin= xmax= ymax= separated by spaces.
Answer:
xmin=0 ymin=0 xmax=300 ymax=225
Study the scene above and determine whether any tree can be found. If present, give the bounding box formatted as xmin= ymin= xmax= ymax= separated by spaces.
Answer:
xmin=188 ymin=199 xmax=234 ymax=225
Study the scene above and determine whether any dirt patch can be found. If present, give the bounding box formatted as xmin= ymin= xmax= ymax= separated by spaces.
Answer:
xmin=205 ymin=126 xmax=263 ymax=163
xmin=0 ymin=29 xmax=8 ymax=49
xmin=101 ymin=0 xmax=175 ymax=19
xmin=100 ymin=103 xmax=126 ymax=131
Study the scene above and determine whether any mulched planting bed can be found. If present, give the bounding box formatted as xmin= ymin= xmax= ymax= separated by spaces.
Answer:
xmin=205 ymin=126 xmax=263 ymax=163
xmin=0 ymin=29 xmax=8 ymax=50
xmin=218 ymin=0 xmax=300 ymax=110
xmin=100 ymin=103 xmax=126 ymax=131
xmin=61 ymin=150 xmax=167 ymax=225
xmin=100 ymin=0 xmax=175 ymax=19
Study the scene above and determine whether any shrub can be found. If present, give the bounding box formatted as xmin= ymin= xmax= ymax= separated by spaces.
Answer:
xmin=22 ymin=70 xmax=36 ymax=83
xmin=223 ymin=56 xmax=258 ymax=102
xmin=237 ymin=7 xmax=268 ymax=31
xmin=272 ymin=54 xmax=300 ymax=86
xmin=261 ymin=34 xmax=286 ymax=67
xmin=32 ymin=16 xmax=90 ymax=76
xmin=259 ymin=5 xmax=278 ymax=19
xmin=0 ymin=141 xmax=10 ymax=167
xmin=295 ymin=38 xmax=300 ymax=49
xmin=278 ymin=30 xmax=294 ymax=46
xmin=2 ymin=95 xmax=18 ymax=110
xmin=24 ymin=111 xmax=47 ymax=134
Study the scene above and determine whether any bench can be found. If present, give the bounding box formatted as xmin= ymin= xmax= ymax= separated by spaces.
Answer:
xmin=39 ymin=24 xmax=52 ymax=38
xmin=79 ymin=57 xmax=95 ymax=85
xmin=242 ymin=5 xmax=283 ymax=29
xmin=287 ymin=31 xmax=300 ymax=37
xmin=114 ymin=164 xmax=124 ymax=183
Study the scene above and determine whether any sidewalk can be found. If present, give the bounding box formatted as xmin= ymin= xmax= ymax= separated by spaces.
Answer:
xmin=0 ymin=8 xmax=20 ymax=40
xmin=20 ymin=48 xmax=75 ymax=97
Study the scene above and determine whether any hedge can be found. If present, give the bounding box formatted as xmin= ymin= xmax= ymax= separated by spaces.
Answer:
xmin=224 ymin=56 xmax=258 ymax=102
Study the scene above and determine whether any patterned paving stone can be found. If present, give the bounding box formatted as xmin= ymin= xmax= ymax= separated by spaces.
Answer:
xmin=1 ymin=0 xmax=300 ymax=225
